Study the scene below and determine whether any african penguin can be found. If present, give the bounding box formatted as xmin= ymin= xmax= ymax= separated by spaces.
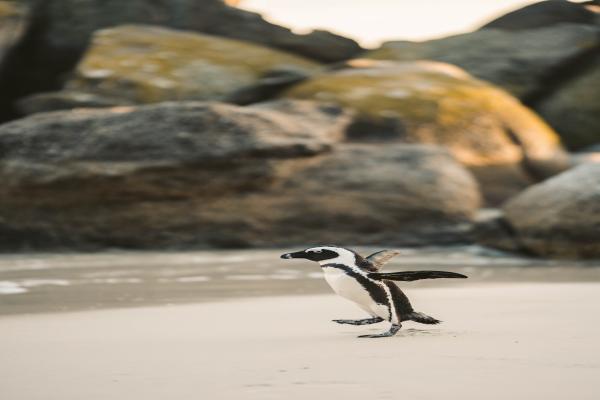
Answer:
xmin=281 ymin=245 xmax=467 ymax=338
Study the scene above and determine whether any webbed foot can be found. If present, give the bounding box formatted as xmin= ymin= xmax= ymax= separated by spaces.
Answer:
xmin=358 ymin=323 xmax=401 ymax=338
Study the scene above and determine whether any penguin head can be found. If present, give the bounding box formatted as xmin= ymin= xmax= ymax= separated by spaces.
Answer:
xmin=281 ymin=245 xmax=354 ymax=264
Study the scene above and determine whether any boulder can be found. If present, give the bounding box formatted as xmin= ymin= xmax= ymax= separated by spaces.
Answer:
xmin=0 ymin=99 xmax=349 ymax=249
xmin=65 ymin=25 xmax=319 ymax=104
xmin=0 ymin=100 xmax=347 ymax=180
xmin=500 ymin=164 xmax=600 ymax=259
xmin=0 ymin=100 xmax=482 ymax=250
xmin=366 ymin=24 xmax=600 ymax=100
xmin=261 ymin=144 xmax=481 ymax=246
xmin=480 ymin=0 xmax=598 ymax=30
xmin=283 ymin=60 xmax=569 ymax=204
xmin=536 ymin=58 xmax=600 ymax=149
xmin=0 ymin=0 xmax=361 ymax=121
xmin=366 ymin=12 xmax=600 ymax=152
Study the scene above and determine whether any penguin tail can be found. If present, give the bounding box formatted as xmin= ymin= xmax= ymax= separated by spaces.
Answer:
xmin=406 ymin=312 xmax=441 ymax=325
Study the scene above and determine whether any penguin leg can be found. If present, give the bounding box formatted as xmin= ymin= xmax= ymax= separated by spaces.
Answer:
xmin=358 ymin=323 xmax=401 ymax=338
xmin=332 ymin=317 xmax=384 ymax=325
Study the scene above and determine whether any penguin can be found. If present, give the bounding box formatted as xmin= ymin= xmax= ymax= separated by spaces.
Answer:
xmin=281 ymin=245 xmax=467 ymax=338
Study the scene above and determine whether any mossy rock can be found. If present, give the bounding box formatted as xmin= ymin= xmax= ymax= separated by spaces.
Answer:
xmin=67 ymin=25 xmax=320 ymax=103
xmin=365 ymin=24 xmax=600 ymax=99
xmin=284 ymin=60 xmax=569 ymax=204
xmin=537 ymin=61 xmax=600 ymax=150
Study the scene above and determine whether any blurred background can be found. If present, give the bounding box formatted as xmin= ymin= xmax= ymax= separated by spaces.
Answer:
xmin=1 ymin=4 xmax=600 ymax=399
xmin=0 ymin=0 xmax=599 ymax=310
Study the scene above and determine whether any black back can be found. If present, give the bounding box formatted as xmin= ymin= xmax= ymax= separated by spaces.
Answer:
xmin=383 ymin=280 xmax=415 ymax=321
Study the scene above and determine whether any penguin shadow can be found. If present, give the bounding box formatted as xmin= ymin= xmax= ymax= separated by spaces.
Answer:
xmin=396 ymin=328 xmax=444 ymax=337
xmin=343 ymin=327 xmax=459 ymax=338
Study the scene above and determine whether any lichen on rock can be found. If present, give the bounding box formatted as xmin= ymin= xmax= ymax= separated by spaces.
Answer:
xmin=66 ymin=25 xmax=320 ymax=104
xmin=284 ymin=60 xmax=569 ymax=204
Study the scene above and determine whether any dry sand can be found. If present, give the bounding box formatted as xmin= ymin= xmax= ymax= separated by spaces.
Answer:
xmin=1 ymin=283 xmax=599 ymax=400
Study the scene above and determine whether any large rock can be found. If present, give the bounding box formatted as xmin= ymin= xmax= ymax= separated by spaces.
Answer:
xmin=0 ymin=0 xmax=361 ymax=121
xmin=536 ymin=58 xmax=600 ymax=149
xmin=283 ymin=60 xmax=569 ymax=204
xmin=0 ymin=100 xmax=481 ymax=250
xmin=366 ymin=5 xmax=600 ymax=152
xmin=263 ymin=144 xmax=481 ymax=246
xmin=65 ymin=25 xmax=318 ymax=104
xmin=500 ymin=164 xmax=600 ymax=259
xmin=0 ymin=100 xmax=347 ymax=184
xmin=480 ymin=0 xmax=598 ymax=30
xmin=186 ymin=144 xmax=481 ymax=248
xmin=366 ymin=23 xmax=600 ymax=100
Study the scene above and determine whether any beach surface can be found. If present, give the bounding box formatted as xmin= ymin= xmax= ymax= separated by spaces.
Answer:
xmin=2 ymin=283 xmax=600 ymax=399
xmin=1 ymin=247 xmax=599 ymax=399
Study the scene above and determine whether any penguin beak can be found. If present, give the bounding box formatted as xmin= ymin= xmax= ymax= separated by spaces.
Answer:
xmin=280 ymin=251 xmax=306 ymax=260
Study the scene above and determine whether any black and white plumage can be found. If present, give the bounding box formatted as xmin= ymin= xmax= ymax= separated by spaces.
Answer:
xmin=281 ymin=245 xmax=467 ymax=338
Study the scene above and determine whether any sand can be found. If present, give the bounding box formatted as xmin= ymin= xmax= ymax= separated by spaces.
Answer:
xmin=1 ymin=282 xmax=599 ymax=400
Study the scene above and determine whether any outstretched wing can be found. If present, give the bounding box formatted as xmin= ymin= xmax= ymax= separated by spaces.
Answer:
xmin=368 ymin=270 xmax=468 ymax=282
xmin=363 ymin=250 xmax=401 ymax=271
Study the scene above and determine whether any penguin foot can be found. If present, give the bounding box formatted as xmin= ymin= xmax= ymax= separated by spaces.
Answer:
xmin=358 ymin=324 xmax=401 ymax=338
xmin=332 ymin=317 xmax=384 ymax=326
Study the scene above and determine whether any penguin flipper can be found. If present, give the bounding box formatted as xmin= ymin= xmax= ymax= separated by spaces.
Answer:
xmin=368 ymin=270 xmax=468 ymax=281
xmin=332 ymin=317 xmax=384 ymax=325
xmin=363 ymin=250 xmax=401 ymax=270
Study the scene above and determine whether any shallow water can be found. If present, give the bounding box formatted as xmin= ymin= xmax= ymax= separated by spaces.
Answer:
xmin=0 ymin=246 xmax=598 ymax=315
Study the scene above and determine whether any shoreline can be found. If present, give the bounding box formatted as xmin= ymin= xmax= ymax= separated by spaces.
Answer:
xmin=1 ymin=246 xmax=600 ymax=316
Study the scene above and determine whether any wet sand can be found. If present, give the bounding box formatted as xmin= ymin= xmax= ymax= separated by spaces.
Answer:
xmin=1 ymin=246 xmax=599 ymax=314
xmin=1 ymin=283 xmax=600 ymax=399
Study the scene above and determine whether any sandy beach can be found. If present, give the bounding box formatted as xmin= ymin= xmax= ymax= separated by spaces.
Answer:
xmin=2 ymin=281 xmax=600 ymax=400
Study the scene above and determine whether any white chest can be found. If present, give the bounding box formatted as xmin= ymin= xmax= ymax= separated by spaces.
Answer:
xmin=323 ymin=268 xmax=369 ymax=302
xmin=322 ymin=266 xmax=393 ymax=321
